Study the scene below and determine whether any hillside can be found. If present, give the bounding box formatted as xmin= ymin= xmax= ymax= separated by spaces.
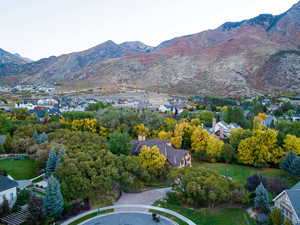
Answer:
xmin=0 ymin=1 xmax=300 ymax=96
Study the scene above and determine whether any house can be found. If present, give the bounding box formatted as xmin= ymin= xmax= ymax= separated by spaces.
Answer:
xmin=0 ymin=176 xmax=18 ymax=208
xmin=273 ymin=182 xmax=300 ymax=225
xmin=292 ymin=115 xmax=300 ymax=122
xmin=15 ymin=102 xmax=36 ymax=110
xmin=210 ymin=119 xmax=241 ymax=139
xmin=37 ymin=98 xmax=58 ymax=107
xmin=263 ymin=115 xmax=277 ymax=127
xmin=132 ymin=139 xmax=192 ymax=168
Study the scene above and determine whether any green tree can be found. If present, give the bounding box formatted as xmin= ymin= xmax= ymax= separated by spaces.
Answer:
xmin=37 ymin=132 xmax=48 ymax=144
xmin=269 ymin=208 xmax=282 ymax=225
xmin=108 ymin=132 xmax=133 ymax=155
xmin=221 ymin=144 xmax=235 ymax=163
xmin=229 ymin=128 xmax=252 ymax=150
xmin=280 ymin=151 xmax=297 ymax=174
xmin=46 ymin=149 xmax=58 ymax=176
xmin=291 ymin=156 xmax=300 ymax=177
xmin=86 ymin=102 xmax=111 ymax=111
xmin=254 ymin=183 xmax=270 ymax=213
xmin=27 ymin=195 xmax=45 ymax=225
xmin=43 ymin=176 xmax=64 ymax=218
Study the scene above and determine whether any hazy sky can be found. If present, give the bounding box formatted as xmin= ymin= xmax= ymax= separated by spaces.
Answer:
xmin=1 ymin=0 xmax=298 ymax=60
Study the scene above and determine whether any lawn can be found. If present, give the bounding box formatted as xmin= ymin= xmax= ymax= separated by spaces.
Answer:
xmin=0 ymin=157 xmax=38 ymax=180
xmin=153 ymin=201 xmax=256 ymax=225
xmin=193 ymin=161 xmax=299 ymax=186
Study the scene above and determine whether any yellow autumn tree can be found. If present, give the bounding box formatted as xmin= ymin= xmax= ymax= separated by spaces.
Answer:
xmin=71 ymin=118 xmax=97 ymax=133
xmin=206 ymin=135 xmax=224 ymax=159
xmin=99 ymin=126 xmax=109 ymax=137
xmin=191 ymin=118 xmax=201 ymax=126
xmin=238 ymin=129 xmax=284 ymax=166
xmin=139 ymin=145 xmax=166 ymax=170
xmin=257 ymin=113 xmax=267 ymax=121
xmin=191 ymin=128 xmax=210 ymax=152
xmin=253 ymin=116 xmax=264 ymax=130
xmin=158 ymin=131 xmax=173 ymax=140
xmin=284 ymin=134 xmax=300 ymax=155
xmin=134 ymin=124 xmax=149 ymax=137
xmin=171 ymin=122 xmax=195 ymax=149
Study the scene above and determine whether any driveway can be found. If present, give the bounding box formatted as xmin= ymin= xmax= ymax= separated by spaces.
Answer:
xmin=114 ymin=187 xmax=171 ymax=211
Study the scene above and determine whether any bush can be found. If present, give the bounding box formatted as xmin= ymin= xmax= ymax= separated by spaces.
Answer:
xmin=245 ymin=174 xmax=266 ymax=192
xmin=265 ymin=178 xmax=289 ymax=195
xmin=269 ymin=208 xmax=282 ymax=225
xmin=15 ymin=189 xmax=31 ymax=206
xmin=166 ymin=192 xmax=181 ymax=205
xmin=231 ymin=189 xmax=249 ymax=205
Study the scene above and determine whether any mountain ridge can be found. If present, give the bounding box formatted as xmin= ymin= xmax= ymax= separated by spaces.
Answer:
xmin=1 ymin=1 xmax=300 ymax=96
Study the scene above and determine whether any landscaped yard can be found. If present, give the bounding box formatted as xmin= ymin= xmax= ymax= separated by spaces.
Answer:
xmin=153 ymin=201 xmax=256 ymax=225
xmin=0 ymin=157 xmax=38 ymax=180
xmin=193 ymin=161 xmax=299 ymax=186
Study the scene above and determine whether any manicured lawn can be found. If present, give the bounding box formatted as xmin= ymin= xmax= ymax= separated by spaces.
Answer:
xmin=193 ymin=161 xmax=299 ymax=186
xmin=153 ymin=201 xmax=256 ymax=225
xmin=0 ymin=157 xmax=38 ymax=180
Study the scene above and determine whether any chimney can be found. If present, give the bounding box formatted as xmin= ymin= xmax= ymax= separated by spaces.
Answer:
xmin=220 ymin=127 xmax=224 ymax=139
xmin=212 ymin=118 xmax=216 ymax=131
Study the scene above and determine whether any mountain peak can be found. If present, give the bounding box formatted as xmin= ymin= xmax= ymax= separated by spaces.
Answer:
xmin=119 ymin=41 xmax=154 ymax=53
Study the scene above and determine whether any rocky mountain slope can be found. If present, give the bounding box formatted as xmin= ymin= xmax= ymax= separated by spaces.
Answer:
xmin=0 ymin=48 xmax=29 ymax=64
xmin=1 ymin=1 xmax=300 ymax=96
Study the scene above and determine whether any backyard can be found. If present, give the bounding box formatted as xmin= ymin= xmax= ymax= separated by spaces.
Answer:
xmin=153 ymin=201 xmax=256 ymax=225
xmin=194 ymin=161 xmax=299 ymax=186
xmin=0 ymin=157 xmax=38 ymax=180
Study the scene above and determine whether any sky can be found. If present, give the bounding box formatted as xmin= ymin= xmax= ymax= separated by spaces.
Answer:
xmin=0 ymin=0 xmax=298 ymax=60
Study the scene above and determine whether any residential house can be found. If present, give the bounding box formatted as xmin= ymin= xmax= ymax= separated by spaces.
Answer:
xmin=292 ymin=115 xmax=300 ymax=122
xmin=15 ymin=102 xmax=36 ymax=110
xmin=210 ymin=119 xmax=241 ymax=139
xmin=37 ymin=98 xmax=58 ymax=107
xmin=263 ymin=115 xmax=277 ymax=127
xmin=132 ymin=139 xmax=192 ymax=168
xmin=0 ymin=176 xmax=18 ymax=208
xmin=273 ymin=182 xmax=300 ymax=225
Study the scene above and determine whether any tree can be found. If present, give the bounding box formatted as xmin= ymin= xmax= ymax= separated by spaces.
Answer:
xmin=171 ymin=122 xmax=195 ymax=149
xmin=32 ymin=130 xmax=39 ymax=142
xmin=229 ymin=128 xmax=252 ymax=150
xmin=254 ymin=183 xmax=270 ymax=213
xmin=191 ymin=128 xmax=210 ymax=152
xmin=238 ymin=129 xmax=284 ymax=166
xmin=283 ymin=218 xmax=293 ymax=225
xmin=291 ymin=156 xmax=300 ymax=177
xmin=134 ymin=124 xmax=149 ymax=138
xmin=86 ymin=102 xmax=111 ymax=111
xmin=269 ymin=208 xmax=282 ymax=225
xmin=37 ymin=132 xmax=48 ymax=144
xmin=43 ymin=176 xmax=64 ymax=218
xmin=158 ymin=131 xmax=173 ymax=140
xmin=170 ymin=167 xmax=241 ymax=208
xmin=108 ymin=132 xmax=133 ymax=155
xmin=280 ymin=151 xmax=297 ymax=174
xmin=206 ymin=135 xmax=224 ymax=160
xmin=0 ymin=197 xmax=9 ymax=217
xmin=46 ymin=149 xmax=58 ymax=176
xmin=3 ymin=135 xmax=13 ymax=152
xmin=245 ymin=174 xmax=265 ymax=192
xmin=221 ymin=144 xmax=235 ymax=163
xmin=196 ymin=110 xmax=215 ymax=127
xmin=27 ymin=196 xmax=45 ymax=225
xmin=283 ymin=134 xmax=300 ymax=155
xmin=11 ymin=108 xmax=30 ymax=120
xmin=138 ymin=145 xmax=166 ymax=177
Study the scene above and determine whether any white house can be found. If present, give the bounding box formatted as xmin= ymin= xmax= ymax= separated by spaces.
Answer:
xmin=37 ymin=98 xmax=58 ymax=107
xmin=15 ymin=102 xmax=36 ymax=110
xmin=211 ymin=119 xmax=241 ymax=139
xmin=0 ymin=176 xmax=18 ymax=208
xmin=273 ymin=182 xmax=300 ymax=225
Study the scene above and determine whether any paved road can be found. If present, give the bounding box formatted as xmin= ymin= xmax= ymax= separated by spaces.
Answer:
xmin=114 ymin=187 xmax=172 ymax=211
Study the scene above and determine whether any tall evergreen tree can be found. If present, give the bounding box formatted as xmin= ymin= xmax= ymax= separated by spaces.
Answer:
xmin=37 ymin=132 xmax=48 ymax=144
xmin=46 ymin=149 xmax=58 ymax=176
xmin=32 ymin=130 xmax=39 ymax=143
xmin=280 ymin=151 xmax=297 ymax=174
xmin=254 ymin=183 xmax=270 ymax=213
xmin=43 ymin=176 xmax=64 ymax=218
xmin=291 ymin=156 xmax=300 ymax=177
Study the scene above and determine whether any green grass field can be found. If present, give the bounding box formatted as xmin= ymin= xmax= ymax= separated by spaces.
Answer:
xmin=193 ymin=161 xmax=299 ymax=186
xmin=154 ymin=201 xmax=256 ymax=225
xmin=0 ymin=157 xmax=38 ymax=180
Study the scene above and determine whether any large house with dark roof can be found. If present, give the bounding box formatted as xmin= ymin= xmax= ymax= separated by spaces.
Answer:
xmin=132 ymin=139 xmax=192 ymax=168
xmin=0 ymin=176 xmax=18 ymax=207
xmin=273 ymin=182 xmax=300 ymax=225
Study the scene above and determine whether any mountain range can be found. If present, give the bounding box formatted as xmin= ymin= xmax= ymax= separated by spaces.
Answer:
xmin=1 ymin=1 xmax=300 ymax=96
